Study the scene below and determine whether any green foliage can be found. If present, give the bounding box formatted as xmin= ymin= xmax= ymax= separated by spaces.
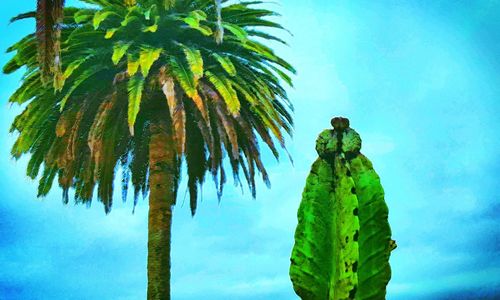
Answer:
xmin=127 ymin=54 xmax=140 ymax=76
xmin=60 ymin=65 xmax=101 ymax=110
xmin=205 ymin=71 xmax=240 ymax=115
xmin=112 ymin=42 xmax=131 ymax=65
xmin=127 ymin=75 xmax=145 ymax=135
xmin=93 ymin=10 xmax=118 ymax=29
xmin=139 ymin=47 xmax=162 ymax=77
xmin=290 ymin=123 xmax=394 ymax=299
xmin=5 ymin=0 xmax=295 ymax=215
xmin=169 ymin=56 xmax=201 ymax=105
xmin=182 ymin=8 xmax=212 ymax=36
xmin=181 ymin=45 xmax=203 ymax=81
xmin=212 ymin=53 xmax=236 ymax=77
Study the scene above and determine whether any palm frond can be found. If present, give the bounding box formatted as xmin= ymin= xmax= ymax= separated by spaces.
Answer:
xmin=10 ymin=11 xmax=36 ymax=23
xmin=127 ymin=75 xmax=145 ymax=135
xmin=169 ymin=56 xmax=208 ymax=121
xmin=205 ymin=71 xmax=240 ymax=116
xmin=139 ymin=47 xmax=162 ymax=77
xmin=181 ymin=45 xmax=203 ymax=81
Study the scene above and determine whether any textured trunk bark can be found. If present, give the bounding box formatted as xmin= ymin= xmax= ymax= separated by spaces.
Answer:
xmin=147 ymin=120 xmax=176 ymax=300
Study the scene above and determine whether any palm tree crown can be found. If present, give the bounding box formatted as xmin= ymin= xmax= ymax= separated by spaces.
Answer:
xmin=5 ymin=0 xmax=295 ymax=215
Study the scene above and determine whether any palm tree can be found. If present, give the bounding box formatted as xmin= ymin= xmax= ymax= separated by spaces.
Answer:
xmin=4 ymin=0 xmax=294 ymax=298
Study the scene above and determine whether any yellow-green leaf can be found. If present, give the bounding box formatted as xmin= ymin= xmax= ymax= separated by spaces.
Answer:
xmin=127 ymin=75 xmax=145 ymax=136
xmin=143 ymin=24 xmax=158 ymax=33
xmin=169 ymin=57 xmax=206 ymax=120
xmin=350 ymin=154 xmax=394 ymax=299
xmin=183 ymin=16 xmax=199 ymax=28
xmin=182 ymin=17 xmax=212 ymax=36
xmin=222 ymin=23 xmax=247 ymax=41
xmin=127 ymin=54 xmax=140 ymax=76
xmin=198 ymin=25 xmax=213 ymax=36
xmin=182 ymin=46 xmax=203 ymax=81
xmin=205 ymin=71 xmax=240 ymax=115
xmin=112 ymin=43 xmax=131 ymax=65
xmin=139 ymin=48 xmax=162 ymax=77
xmin=189 ymin=10 xmax=207 ymax=21
xmin=143 ymin=16 xmax=159 ymax=33
xmin=212 ymin=53 xmax=236 ymax=76
xmin=105 ymin=28 xmax=118 ymax=39
xmin=169 ymin=57 xmax=196 ymax=98
xmin=121 ymin=15 xmax=140 ymax=27
xmin=93 ymin=11 xmax=117 ymax=29
xmin=232 ymin=81 xmax=257 ymax=105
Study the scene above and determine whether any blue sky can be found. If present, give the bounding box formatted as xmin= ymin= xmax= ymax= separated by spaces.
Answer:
xmin=1 ymin=1 xmax=499 ymax=299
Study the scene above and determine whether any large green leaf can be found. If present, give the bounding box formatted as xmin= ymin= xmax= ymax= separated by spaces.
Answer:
xmin=127 ymin=75 xmax=145 ymax=136
xmin=181 ymin=10 xmax=213 ymax=36
xmin=290 ymin=126 xmax=393 ymax=300
xmin=112 ymin=42 xmax=131 ymax=65
xmin=139 ymin=47 xmax=162 ymax=77
xmin=181 ymin=45 xmax=203 ymax=81
xmin=212 ymin=53 xmax=236 ymax=76
xmin=205 ymin=71 xmax=240 ymax=115
xmin=93 ymin=10 xmax=119 ymax=29
xmin=169 ymin=57 xmax=207 ymax=120
xmin=169 ymin=56 xmax=197 ymax=98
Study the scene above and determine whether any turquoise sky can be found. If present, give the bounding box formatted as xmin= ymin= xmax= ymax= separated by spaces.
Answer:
xmin=1 ymin=1 xmax=499 ymax=299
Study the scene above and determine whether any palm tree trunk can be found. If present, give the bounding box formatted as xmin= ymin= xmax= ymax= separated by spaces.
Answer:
xmin=147 ymin=120 xmax=176 ymax=300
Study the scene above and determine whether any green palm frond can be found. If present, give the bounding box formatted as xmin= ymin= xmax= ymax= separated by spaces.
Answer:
xmin=212 ymin=53 xmax=236 ymax=76
xmin=112 ymin=42 xmax=131 ymax=65
xmin=205 ymin=71 xmax=240 ymax=116
xmin=127 ymin=75 xmax=145 ymax=135
xmin=181 ymin=45 xmax=203 ymax=81
xmin=139 ymin=47 xmax=162 ymax=77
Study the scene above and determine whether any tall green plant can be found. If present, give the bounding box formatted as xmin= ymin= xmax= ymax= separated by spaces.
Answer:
xmin=290 ymin=117 xmax=396 ymax=300
xmin=4 ymin=1 xmax=294 ymax=298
